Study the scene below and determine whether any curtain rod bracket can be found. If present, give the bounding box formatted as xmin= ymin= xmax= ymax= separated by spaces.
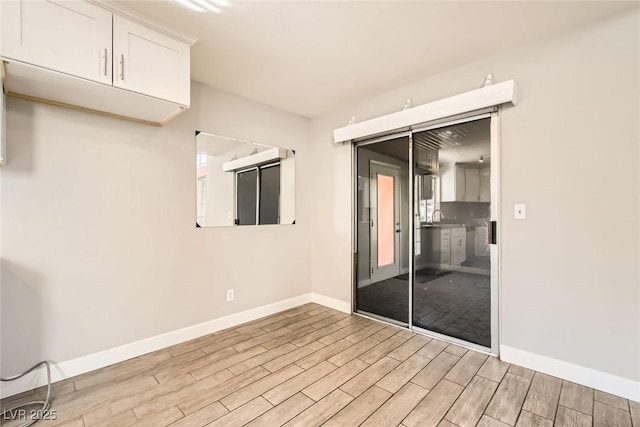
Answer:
xmin=482 ymin=73 xmax=494 ymax=87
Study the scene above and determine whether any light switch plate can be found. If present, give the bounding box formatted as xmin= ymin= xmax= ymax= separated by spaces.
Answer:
xmin=514 ymin=204 xmax=526 ymax=220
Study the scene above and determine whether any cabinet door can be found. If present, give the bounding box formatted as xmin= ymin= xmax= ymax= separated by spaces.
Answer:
xmin=455 ymin=165 xmax=466 ymax=201
xmin=0 ymin=0 xmax=112 ymax=84
xmin=113 ymin=15 xmax=190 ymax=106
xmin=416 ymin=147 xmax=438 ymax=173
xmin=440 ymin=164 xmax=455 ymax=202
xmin=465 ymin=168 xmax=480 ymax=202
xmin=458 ymin=233 xmax=466 ymax=264
xmin=479 ymin=167 xmax=490 ymax=202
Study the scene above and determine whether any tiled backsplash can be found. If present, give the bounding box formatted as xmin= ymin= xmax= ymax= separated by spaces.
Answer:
xmin=441 ymin=202 xmax=490 ymax=227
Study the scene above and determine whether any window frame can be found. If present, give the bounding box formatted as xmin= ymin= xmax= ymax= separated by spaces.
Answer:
xmin=234 ymin=161 xmax=281 ymax=225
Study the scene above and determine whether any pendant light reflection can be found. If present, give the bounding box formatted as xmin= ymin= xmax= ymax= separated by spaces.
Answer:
xmin=173 ymin=0 xmax=231 ymax=13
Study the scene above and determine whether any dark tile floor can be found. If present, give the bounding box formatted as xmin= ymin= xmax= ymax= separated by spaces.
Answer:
xmin=356 ymin=269 xmax=491 ymax=347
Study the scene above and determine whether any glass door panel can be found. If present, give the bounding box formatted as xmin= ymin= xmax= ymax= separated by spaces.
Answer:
xmin=355 ymin=135 xmax=410 ymax=324
xmin=236 ymin=168 xmax=258 ymax=225
xmin=377 ymin=174 xmax=396 ymax=267
xmin=411 ymin=117 xmax=493 ymax=348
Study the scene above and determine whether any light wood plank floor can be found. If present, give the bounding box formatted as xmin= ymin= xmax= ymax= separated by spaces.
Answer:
xmin=2 ymin=303 xmax=638 ymax=427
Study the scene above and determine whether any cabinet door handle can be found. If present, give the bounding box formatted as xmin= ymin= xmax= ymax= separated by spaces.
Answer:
xmin=119 ymin=54 xmax=125 ymax=81
xmin=102 ymin=48 xmax=108 ymax=76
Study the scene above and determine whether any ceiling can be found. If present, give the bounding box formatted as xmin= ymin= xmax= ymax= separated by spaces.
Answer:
xmin=116 ymin=1 xmax=638 ymax=118
xmin=361 ymin=117 xmax=490 ymax=165
xmin=417 ymin=118 xmax=490 ymax=165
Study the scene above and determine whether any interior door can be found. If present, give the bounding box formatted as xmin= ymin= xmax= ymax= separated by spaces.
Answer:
xmin=112 ymin=15 xmax=190 ymax=105
xmin=370 ymin=161 xmax=401 ymax=282
xmin=0 ymin=0 xmax=112 ymax=84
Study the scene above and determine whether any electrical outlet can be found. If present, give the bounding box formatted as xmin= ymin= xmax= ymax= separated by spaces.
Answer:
xmin=226 ymin=289 xmax=234 ymax=302
xmin=514 ymin=204 xmax=526 ymax=220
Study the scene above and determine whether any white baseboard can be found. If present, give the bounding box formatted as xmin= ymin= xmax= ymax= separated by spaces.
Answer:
xmin=0 ymin=293 xmax=314 ymax=399
xmin=500 ymin=345 xmax=640 ymax=402
xmin=311 ymin=293 xmax=351 ymax=314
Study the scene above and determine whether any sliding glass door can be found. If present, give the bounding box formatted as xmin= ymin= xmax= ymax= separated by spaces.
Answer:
xmin=354 ymin=113 xmax=499 ymax=352
xmin=411 ymin=117 xmax=494 ymax=349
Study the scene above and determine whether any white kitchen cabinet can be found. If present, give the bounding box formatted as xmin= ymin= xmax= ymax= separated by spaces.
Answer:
xmin=465 ymin=168 xmax=480 ymax=202
xmin=442 ymin=164 xmax=490 ymax=203
xmin=423 ymin=227 xmax=450 ymax=268
xmin=416 ymin=147 xmax=439 ymax=174
xmin=479 ymin=167 xmax=490 ymax=202
xmin=450 ymin=227 xmax=467 ymax=266
xmin=440 ymin=163 xmax=466 ymax=202
xmin=0 ymin=0 xmax=194 ymax=124
xmin=0 ymin=0 xmax=113 ymax=85
xmin=113 ymin=15 xmax=190 ymax=106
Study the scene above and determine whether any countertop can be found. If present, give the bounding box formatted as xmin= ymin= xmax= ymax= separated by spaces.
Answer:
xmin=420 ymin=223 xmax=466 ymax=229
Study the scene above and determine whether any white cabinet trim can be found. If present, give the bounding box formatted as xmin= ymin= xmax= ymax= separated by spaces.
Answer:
xmin=87 ymin=0 xmax=198 ymax=46
xmin=334 ymin=79 xmax=517 ymax=143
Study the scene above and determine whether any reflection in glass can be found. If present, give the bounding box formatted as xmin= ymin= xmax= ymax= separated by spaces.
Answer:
xmin=195 ymin=132 xmax=295 ymax=227
xmin=259 ymin=164 xmax=281 ymax=225
xmin=237 ymin=168 xmax=258 ymax=225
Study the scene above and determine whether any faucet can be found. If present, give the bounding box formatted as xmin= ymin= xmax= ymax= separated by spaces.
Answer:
xmin=431 ymin=209 xmax=444 ymax=223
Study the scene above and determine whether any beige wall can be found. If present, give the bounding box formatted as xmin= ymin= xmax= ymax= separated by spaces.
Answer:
xmin=310 ymin=9 xmax=640 ymax=382
xmin=1 ymin=5 xmax=638 ymax=394
xmin=0 ymin=82 xmax=311 ymax=375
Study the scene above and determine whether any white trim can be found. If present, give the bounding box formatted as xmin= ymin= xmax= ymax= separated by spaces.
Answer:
xmin=490 ymin=111 xmax=500 ymax=355
xmin=334 ymin=80 xmax=517 ymax=143
xmin=0 ymin=293 xmax=313 ymax=398
xmin=501 ymin=345 xmax=640 ymax=402
xmin=310 ymin=293 xmax=351 ymax=314
xmin=369 ymin=161 xmax=402 ymax=283
xmin=222 ymin=147 xmax=288 ymax=172
xmin=87 ymin=0 xmax=198 ymax=46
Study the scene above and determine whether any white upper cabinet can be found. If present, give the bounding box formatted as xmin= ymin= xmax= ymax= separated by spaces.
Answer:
xmin=1 ymin=0 xmax=112 ymax=84
xmin=416 ymin=147 xmax=439 ymax=174
xmin=441 ymin=163 xmax=466 ymax=202
xmin=479 ymin=167 xmax=490 ymax=202
xmin=442 ymin=165 xmax=491 ymax=203
xmin=0 ymin=0 xmax=195 ymax=125
xmin=113 ymin=15 xmax=190 ymax=106
xmin=465 ymin=168 xmax=480 ymax=202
